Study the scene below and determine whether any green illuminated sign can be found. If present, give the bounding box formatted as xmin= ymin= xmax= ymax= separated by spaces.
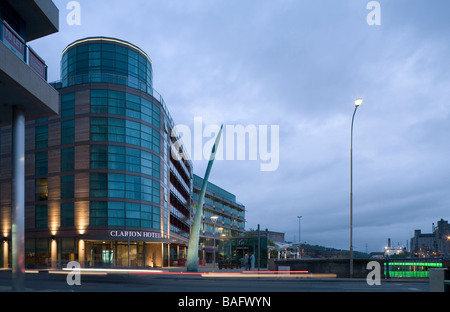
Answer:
xmin=385 ymin=262 xmax=443 ymax=267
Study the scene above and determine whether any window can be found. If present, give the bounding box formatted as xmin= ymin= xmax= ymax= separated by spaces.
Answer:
xmin=140 ymin=124 xmax=153 ymax=150
xmin=126 ymin=93 xmax=140 ymax=119
xmin=108 ymin=173 xmax=125 ymax=198
xmin=108 ymin=118 xmax=125 ymax=143
xmin=35 ymin=205 xmax=48 ymax=229
xmin=152 ymin=128 xmax=160 ymax=153
xmin=126 ymin=174 xmax=141 ymax=200
xmin=61 ymin=203 xmax=74 ymax=227
xmin=35 ymin=125 xmax=48 ymax=149
xmin=108 ymin=90 xmax=125 ymax=116
xmin=90 ymin=90 xmax=108 ymax=114
xmin=61 ymin=119 xmax=75 ymax=145
xmin=90 ymin=173 xmax=107 ymax=198
xmin=126 ymin=147 xmax=140 ymax=173
xmin=90 ymin=201 xmax=107 ymax=226
xmin=35 ymin=152 xmax=48 ymax=175
xmin=61 ymin=175 xmax=74 ymax=199
xmin=108 ymin=201 xmax=125 ymax=226
xmin=153 ymin=105 xmax=160 ymax=128
xmin=152 ymin=155 xmax=160 ymax=179
xmin=125 ymin=120 xmax=140 ymax=146
xmin=126 ymin=202 xmax=140 ymax=227
xmin=35 ymin=178 xmax=48 ymax=201
xmin=141 ymin=150 xmax=153 ymax=176
xmin=141 ymin=99 xmax=153 ymax=124
xmin=61 ymin=93 xmax=75 ymax=118
xmin=108 ymin=145 xmax=125 ymax=170
xmin=91 ymin=117 xmax=108 ymax=141
xmin=91 ymin=145 xmax=108 ymax=169
xmin=61 ymin=147 xmax=75 ymax=172
xmin=141 ymin=177 xmax=154 ymax=202
xmin=141 ymin=204 xmax=157 ymax=229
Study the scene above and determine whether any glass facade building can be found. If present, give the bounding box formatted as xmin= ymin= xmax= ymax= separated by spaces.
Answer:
xmin=1 ymin=37 xmax=192 ymax=269
xmin=192 ymin=174 xmax=246 ymax=264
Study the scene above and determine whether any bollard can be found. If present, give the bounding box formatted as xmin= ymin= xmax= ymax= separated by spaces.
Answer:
xmin=429 ymin=268 xmax=447 ymax=292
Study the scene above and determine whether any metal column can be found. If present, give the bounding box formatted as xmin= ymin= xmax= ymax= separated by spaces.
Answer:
xmin=187 ymin=125 xmax=223 ymax=272
xmin=11 ymin=105 xmax=25 ymax=291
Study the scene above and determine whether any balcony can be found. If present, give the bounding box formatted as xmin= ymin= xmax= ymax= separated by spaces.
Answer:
xmin=1 ymin=20 xmax=48 ymax=80
xmin=0 ymin=19 xmax=58 ymax=125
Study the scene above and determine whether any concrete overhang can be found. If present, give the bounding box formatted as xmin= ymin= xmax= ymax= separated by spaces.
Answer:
xmin=0 ymin=40 xmax=59 ymax=126
xmin=5 ymin=0 xmax=59 ymax=41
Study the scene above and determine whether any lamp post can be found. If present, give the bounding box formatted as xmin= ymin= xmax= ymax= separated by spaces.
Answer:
xmin=350 ymin=98 xmax=362 ymax=278
xmin=297 ymin=216 xmax=302 ymax=259
xmin=210 ymin=215 xmax=219 ymax=272
xmin=297 ymin=216 xmax=302 ymax=243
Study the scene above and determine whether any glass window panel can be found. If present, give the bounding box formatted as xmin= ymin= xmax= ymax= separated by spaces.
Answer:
xmin=90 ymin=173 xmax=107 ymax=197
xmin=61 ymin=147 xmax=75 ymax=172
xmin=35 ymin=178 xmax=48 ymax=201
xmin=35 ymin=205 xmax=48 ymax=229
xmin=35 ymin=152 xmax=48 ymax=175
xmin=61 ymin=203 xmax=74 ymax=227
xmin=91 ymin=145 xmax=108 ymax=169
xmin=35 ymin=125 xmax=48 ymax=149
xmin=91 ymin=118 xmax=108 ymax=141
xmin=90 ymin=201 xmax=107 ymax=226
xmin=61 ymin=93 xmax=75 ymax=118
xmin=61 ymin=119 xmax=75 ymax=145
xmin=61 ymin=175 xmax=74 ymax=199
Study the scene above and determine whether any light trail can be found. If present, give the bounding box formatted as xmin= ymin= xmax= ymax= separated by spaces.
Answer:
xmin=41 ymin=268 xmax=337 ymax=279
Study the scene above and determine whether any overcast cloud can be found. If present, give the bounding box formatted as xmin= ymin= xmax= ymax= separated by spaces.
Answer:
xmin=31 ymin=0 xmax=450 ymax=253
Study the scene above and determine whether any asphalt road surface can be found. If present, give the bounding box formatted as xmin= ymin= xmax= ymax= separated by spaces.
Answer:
xmin=0 ymin=270 xmax=430 ymax=293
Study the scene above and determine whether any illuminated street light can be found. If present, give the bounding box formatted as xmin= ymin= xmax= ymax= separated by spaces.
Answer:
xmin=350 ymin=98 xmax=362 ymax=278
xmin=354 ymin=98 xmax=363 ymax=107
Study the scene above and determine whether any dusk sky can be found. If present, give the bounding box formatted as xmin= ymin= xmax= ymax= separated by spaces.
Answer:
xmin=31 ymin=0 xmax=450 ymax=253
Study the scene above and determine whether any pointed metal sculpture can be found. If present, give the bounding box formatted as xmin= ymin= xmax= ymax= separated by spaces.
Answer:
xmin=186 ymin=124 xmax=223 ymax=272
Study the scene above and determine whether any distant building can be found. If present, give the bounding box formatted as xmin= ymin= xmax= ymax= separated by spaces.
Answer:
xmin=410 ymin=219 xmax=450 ymax=257
xmin=265 ymin=230 xmax=285 ymax=243
xmin=192 ymin=174 xmax=245 ymax=264
xmin=384 ymin=238 xmax=406 ymax=257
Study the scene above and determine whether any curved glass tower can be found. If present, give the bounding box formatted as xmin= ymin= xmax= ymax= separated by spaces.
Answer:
xmin=61 ymin=37 xmax=153 ymax=93
xmin=21 ymin=37 xmax=193 ymax=268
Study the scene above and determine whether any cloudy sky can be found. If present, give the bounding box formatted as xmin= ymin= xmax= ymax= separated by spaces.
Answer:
xmin=31 ymin=0 xmax=450 ymax=253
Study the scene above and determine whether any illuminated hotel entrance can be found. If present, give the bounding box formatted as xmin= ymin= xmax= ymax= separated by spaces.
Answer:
xmin=84 ymin=241 xmax=164 ymax=268
xmin=12 ymin=232 xmax=187 ymax=269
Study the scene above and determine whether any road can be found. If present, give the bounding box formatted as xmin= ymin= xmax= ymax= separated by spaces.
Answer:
xmin=0 ymin=269 xmax=430 ymax=293
xmin=0 ymin=270 xmax=435 ymax=310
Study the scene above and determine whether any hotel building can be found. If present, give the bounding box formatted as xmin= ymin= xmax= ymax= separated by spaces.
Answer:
xmin=1 ymin=36 xmax=192 ymax=269
xmin=192 ymin=174 xmax=245 ymax=264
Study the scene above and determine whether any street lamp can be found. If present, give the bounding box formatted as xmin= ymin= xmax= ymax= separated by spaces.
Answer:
xmin=350 ymin=98 xmax=362 ymax=278
xmin=210 ymin=215 xmax=219 ymax=271
xmin=297 ymin=216 xmax=302 ymax=243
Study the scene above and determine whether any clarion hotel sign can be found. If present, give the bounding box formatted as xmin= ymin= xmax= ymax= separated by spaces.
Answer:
xmin=109 ymin=230 xmax=162 ymax=239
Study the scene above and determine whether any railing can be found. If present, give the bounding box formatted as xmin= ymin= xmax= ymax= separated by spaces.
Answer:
xmin=0 ymin=19 xmax=48 ymax=80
